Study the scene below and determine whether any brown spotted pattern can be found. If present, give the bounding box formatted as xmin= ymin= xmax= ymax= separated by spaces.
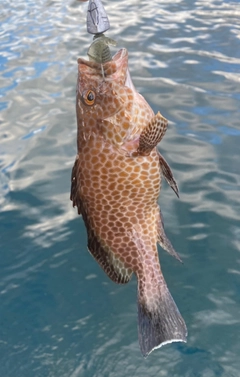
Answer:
xmin=138 ymin=112 xmax=168 ymax=156
xmin=76 ymin=49 xmax=154 ymax=150
xmin=71 ymin=48 xmax=187 ymax=353
xmin=74 ymin=48 xmax=165 ymax=303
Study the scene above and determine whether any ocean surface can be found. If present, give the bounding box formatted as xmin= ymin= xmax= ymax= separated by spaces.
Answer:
xmin=1 ymin=0 xmax=240 ymax=376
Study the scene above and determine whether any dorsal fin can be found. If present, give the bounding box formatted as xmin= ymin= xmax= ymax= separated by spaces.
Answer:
xmin=70 ymin=156 xmax=82 ymax=215
xmin=85 ymin=213 xmax=133 ymax=284
xmin=70 ymin=156 xmax=132 ymax=284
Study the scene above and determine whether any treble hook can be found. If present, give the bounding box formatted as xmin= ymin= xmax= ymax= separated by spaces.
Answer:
xmin=80 ymin=0 xmax=116 ymax=64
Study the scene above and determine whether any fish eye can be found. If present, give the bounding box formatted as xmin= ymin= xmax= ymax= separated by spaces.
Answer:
xmin=82 ymin=90 xmax=96 ymax=106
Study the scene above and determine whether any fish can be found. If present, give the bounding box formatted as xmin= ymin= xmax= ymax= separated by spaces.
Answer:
xmin=70 ymin=47 xmax=187 ymax=357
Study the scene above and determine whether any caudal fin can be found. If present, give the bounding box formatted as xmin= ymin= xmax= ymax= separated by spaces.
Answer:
xmin=137 ymin=280 xmax=187 ymax=357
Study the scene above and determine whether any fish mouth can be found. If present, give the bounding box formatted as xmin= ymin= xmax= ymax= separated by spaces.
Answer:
xmin=111 ymin=49 xmax=136 ymax=91
xmin=78 ymin=48 xmax=135 ymax=90
xmin=125 ymin=66 xmax=135 ymax=91
xmin=112 ymin=49 xmax=135 ymax=90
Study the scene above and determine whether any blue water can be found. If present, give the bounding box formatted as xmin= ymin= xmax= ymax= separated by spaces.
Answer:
xmin=1 ymin=0 xmax=240 ymax=376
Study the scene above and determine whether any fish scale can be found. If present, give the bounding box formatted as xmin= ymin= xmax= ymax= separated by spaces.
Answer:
xmin=71 ymin=47 xmax=187 ymax=356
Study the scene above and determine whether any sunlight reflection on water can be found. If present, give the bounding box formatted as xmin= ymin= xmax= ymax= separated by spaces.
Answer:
xmin=0 ymin=0 xmax=240 ymax=376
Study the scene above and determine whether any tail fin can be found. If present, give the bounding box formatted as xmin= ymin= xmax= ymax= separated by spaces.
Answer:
xmin=137 ymin=279 xmax=187 ymax=357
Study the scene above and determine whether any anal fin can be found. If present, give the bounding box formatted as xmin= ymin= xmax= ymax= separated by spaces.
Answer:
xmin=157 ymin=208 xmax=182 ymax=263
xmin=138 ymin=112 xmax=168 ymax=156
xmin=158 ymin=152 xmax=179 ymax=198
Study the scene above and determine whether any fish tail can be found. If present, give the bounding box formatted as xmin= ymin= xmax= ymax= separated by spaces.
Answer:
xmin=137 ymin=276 xmax=187 ymax=357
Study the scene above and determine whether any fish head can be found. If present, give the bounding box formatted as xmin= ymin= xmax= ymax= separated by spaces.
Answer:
xmin=76 ymin=48 xmax=153 ymax=147
xmin=77 ymin=49 xmax=128 ymax=120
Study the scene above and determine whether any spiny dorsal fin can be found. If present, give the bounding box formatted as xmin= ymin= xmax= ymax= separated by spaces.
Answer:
xmin=70 ymin=156 xmax=82 ymax=215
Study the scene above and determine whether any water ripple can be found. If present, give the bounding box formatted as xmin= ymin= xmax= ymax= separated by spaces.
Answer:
xmin=1 ymin=0 xmax=240 ymax=376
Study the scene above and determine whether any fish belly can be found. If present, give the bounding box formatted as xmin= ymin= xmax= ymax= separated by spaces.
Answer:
xmin=74 ymin=134 xmax=187 ymax=357
xmin=78 ymin=134 xmax=160 ymax=271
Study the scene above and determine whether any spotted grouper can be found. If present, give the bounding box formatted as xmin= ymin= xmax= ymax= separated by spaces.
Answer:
xmin=70 ymin=48 xmax=187 ymax=356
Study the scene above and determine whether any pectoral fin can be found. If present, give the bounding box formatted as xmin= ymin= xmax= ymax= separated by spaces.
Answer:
xmin=158 ymin=152 xmax=179 ymax=198
xmin=137 ymin=112 xmax=168 ymax=156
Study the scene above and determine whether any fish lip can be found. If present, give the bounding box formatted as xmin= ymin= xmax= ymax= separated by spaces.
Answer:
xmin=112 ymin=49 xmax=135 ymax=90
xmin=112 ymin=48 xmax=128 ymax=62
xmin=77 ymin=48 xmax=129 ymax=80
xmin=77 ymin=48 xmax=128 ymax=69
xmin=125 ymin=67 xmax=135 ymax=91
xmin=77 ymin=48 xmax=135 ymax=91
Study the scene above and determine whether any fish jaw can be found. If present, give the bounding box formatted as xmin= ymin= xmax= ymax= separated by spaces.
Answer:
xmin=76 ymin=48 xmax=154 ymax=150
